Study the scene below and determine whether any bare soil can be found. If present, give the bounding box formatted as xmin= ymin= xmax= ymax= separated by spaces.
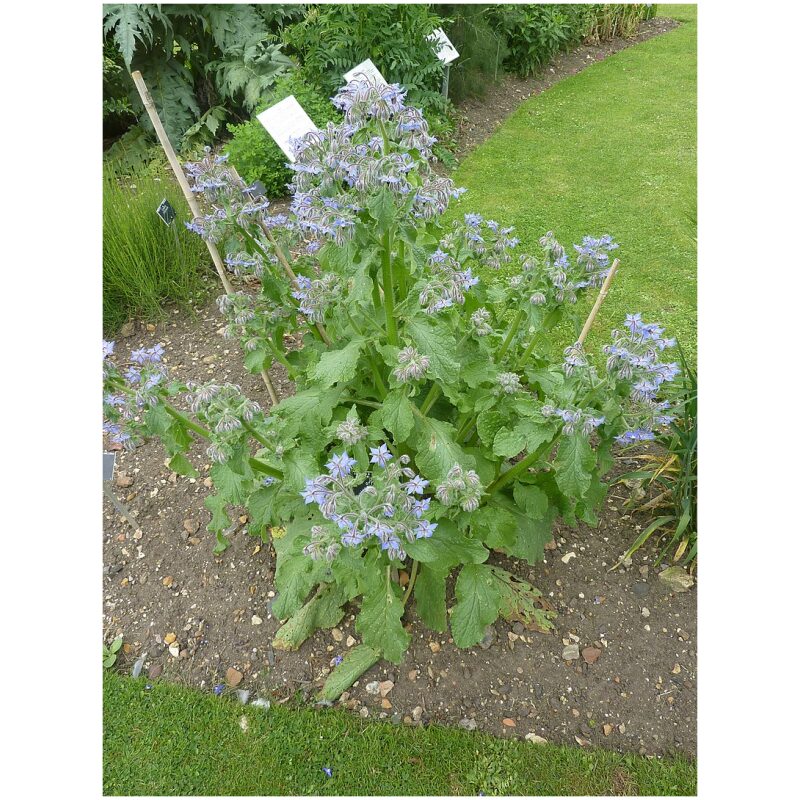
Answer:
xmin=103 ymin=16 xmax=695 ymax=760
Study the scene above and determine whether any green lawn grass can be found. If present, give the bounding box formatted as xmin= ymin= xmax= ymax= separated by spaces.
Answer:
xmin=104 ymin=674 xmax=696 ymax=796
xmin=450 ymin=5 xmax=697 ymax=362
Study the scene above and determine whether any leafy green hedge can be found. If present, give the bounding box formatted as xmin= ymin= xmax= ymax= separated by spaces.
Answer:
xmin=225 ymin=72 xmax=341 ymax=198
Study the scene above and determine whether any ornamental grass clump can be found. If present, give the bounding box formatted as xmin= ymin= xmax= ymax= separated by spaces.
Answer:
xmin=102 ymin=79 xmax=679 ymax=695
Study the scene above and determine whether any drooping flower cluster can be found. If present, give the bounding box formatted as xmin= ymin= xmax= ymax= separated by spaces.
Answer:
xmin=497 ymin=371 xmax=523 ymax=395
xmin=418 ymin=248 xmax=479 ymax=314
xmin=603 ymin=313 xmax=680 ymax=444
xmin=435 ymin=464 xmax=483 ymax=512
xmin=393 ymin=346 xmax=431 ymax=383
xmin=286 ymin=79 xmax=463 ymax=243
xmin=541 ymin=405 xmax=605 ymax=436
xmin=470 ymin=307 xmax=493 ymax=336
xmin=185 ymin=381 xmax=269 ymax=463
xmin=102 ymin=341 xmax=168 ymax=449
xmin=291 ymin=273 xmax=340 ymax=323
xmin=299 ymin=448 xmax=439 ymax=562
xmin=446 ymin=214 xmax=521 ymax=271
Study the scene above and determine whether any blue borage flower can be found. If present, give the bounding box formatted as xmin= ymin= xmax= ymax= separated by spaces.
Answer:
xmin=541 ymin=406 xmax=605 ymax=436
xmin=298 ymin=449 xmax=449 ymax=563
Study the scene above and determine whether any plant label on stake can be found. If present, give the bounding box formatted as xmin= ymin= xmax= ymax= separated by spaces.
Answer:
xmin=156 ymin=198 xmax=176 ymax=226
xmin=257 ymin=95 xmax=318 ymax=162
xmin=103 ymin=452 xmax=116 ymax=482
xmin=244 ymin=180 xmax=267 ymax=199
xmin=428 ymin=28 xmax=459 ymax=65
xmin=343 ymin=58 xmax=387 ymax=87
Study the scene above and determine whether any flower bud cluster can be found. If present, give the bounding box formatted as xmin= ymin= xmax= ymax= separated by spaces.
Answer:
xmin=497 ymin=371 xmax=523 ymax=395
xmin=541 ymin=405 xmax=605 ymax=436
xmin=336 ymin=417 xmax=368 ymax=446
xmin=102 ymin=341 xmax=169 ymax=449
xmin=434 ymin=464 xmax=483 ymax=512
xmin=470 ymin=307 xmax=493 ymax=337
xmin=185 ymin=381 xmax=267 ymax=463
xmin=291 ymin=273 xmax=340 ymax=323
xmin=393 ymin=346 xmax=431 ymax=383
xmin=300 ymin=447 xmax=439 ymax=563
xmin=418 ymin=248 xmax=479 ymax=314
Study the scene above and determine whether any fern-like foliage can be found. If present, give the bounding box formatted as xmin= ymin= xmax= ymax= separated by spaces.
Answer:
xmin=102 ymin=4 xmax=172 ymax=69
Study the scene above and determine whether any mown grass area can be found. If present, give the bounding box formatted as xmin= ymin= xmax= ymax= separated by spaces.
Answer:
xmin=104 ymin=674 xmax=696 ymax=796
xmin=450 ymin=4 xmax=697 ymax=361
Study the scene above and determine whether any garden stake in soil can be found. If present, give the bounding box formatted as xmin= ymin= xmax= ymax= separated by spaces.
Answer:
xmin=131 ymin=70 xmax=279 ymax=406
xmin=578 ymin=257 xmax=620 ymax=345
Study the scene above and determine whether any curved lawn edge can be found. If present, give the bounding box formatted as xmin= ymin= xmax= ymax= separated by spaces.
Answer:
xmin=104 ymin=674 xmax=696 ymax=796
xmin=450 ymin=5 xmax=697 ymax=363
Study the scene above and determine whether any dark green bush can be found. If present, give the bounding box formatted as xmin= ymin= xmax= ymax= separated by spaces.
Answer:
xmin=283 ymin=4 xmax=448 ymax=123
xmin=225 ymin=71 xmax=342 ymax=198
xmin=103 ymin=165 xmax=210 ymax=332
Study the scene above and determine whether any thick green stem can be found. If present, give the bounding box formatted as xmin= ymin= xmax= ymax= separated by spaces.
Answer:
xmin=395 ymin=238 xmax=407 ymax=299
xmin=242 ymin=420 xmax=271 ymax=448
xmin=515 ymin=308 xmax=561 ymax=371
xmin=486 ymin=434 xmax=559 ymax=496
xmin=496 ymin=308 xmax=526 ymax=361
xmin=381 ymin=231 xmax=399 ymax=347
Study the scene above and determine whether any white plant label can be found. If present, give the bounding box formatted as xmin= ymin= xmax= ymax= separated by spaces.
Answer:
xmin=428 ymin=28 xmax=459 ymax=65
xmin=343 ymin=58 xmax=387 ymax=87
xmin=256 ymin=95 xmax=318 ymax=162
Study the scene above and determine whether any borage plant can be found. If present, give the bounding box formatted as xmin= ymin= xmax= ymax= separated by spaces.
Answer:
xmin=102 ymin=80 xmax=680 ymax=697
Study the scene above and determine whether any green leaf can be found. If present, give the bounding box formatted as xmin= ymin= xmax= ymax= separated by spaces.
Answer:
xmin=493 ymin=426 xmax=527 ymax=458
xmin=210 ymin=462 xmax=250 ymax=505
xmin=248 ymin=484 xmax=279 ymax=529
xmin=243 ymin=347 xmax=268 ymax=373
xmin=470 ymin=505 xmax=517 ymax=550
xmin=554 ymin=434 xmax=595 ymax=500
xmin=517 ymin=417 xmax=558 ymax=453
xmin=274 ymin=386 xmax=341 ymax=438
xmin=204 ymin=494 xmax=230 ymax=533
xmin=272 ymin=552 xmax=316 ymax=619
xmin=356 ymin=575 xmax=410 ymax=664
xmin=310 ymin=339 xmax=365 ymax=388
xmin=476 ymin=410 xmax=505 ymax=449
xmin=168 ymin=453 xmax=198 ymax=478
xmin=372 ymin=389 xmax=414 ymax=443
xmin=317 ymin=645 xmax=382 ymax=701
xmin=413 ymin=565 xmax=448 ymax=632
xmin=366 ymin=187 xmax=396 ymax=233
xmin=273 ymin=584 xmax=348 ymax=651
xmin=450 ymin=564 xmax=502 ymax=648
xmin=110 ymin=636 xmax=124 ymax=654
xmin=281 ymin=448 xmax=319 ymax=491
xmin=404 ymin=318 xmax=459 ymax=385
xmin=404 ymin=519 xmax=488 ymax=568
xmin=411 ymin=416 xmax=475 ymax=483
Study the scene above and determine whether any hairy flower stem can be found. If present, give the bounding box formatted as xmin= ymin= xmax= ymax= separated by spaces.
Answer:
xmin=237 ymin=224 xmax=330 ymax=346
xmin=395 ymin=238 xmax=407 ymax=299
xmin=402 ymin=559 xmax=419 ymax=607
xmin=486 ymin=433 xmax=560 ymax=496
xmin=515 ymin=308 xmax=561 ymax=371
xmin=496 ymin=308 xmax=526 ymax=361
xmin=381 ymin=232 xmax=400 ymax=347
xmin=162 ymin=403 xmax=283 ymax=480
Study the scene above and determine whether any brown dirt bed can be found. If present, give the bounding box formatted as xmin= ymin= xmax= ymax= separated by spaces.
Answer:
xmin=103 ymin=16 xmax=694 ymax=760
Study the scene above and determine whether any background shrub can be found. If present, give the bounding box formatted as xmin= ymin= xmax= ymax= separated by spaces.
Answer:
xmin=225 ymin=71 xmax=342 ymax=198
xmin=103 ymin=165 xmax=210 ymax=332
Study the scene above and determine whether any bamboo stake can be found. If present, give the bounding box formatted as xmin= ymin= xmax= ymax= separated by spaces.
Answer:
xmin=131 ymin=71 xmax=278 ymax=404
xmin=577 ymin=258 xmax=620 ymax=346
xmin=130 ymin=70 xmax=234 ymax=295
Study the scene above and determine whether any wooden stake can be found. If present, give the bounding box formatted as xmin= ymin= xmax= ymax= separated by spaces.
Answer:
xmin=577 ymin=258 xmax=620 ymax=346
xmin=130 ymin=71 xmax=284 ymax=404
xmin=130 ymin=70 xmax=234 ymax=295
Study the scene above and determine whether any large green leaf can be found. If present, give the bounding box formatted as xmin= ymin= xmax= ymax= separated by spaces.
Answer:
xmin=355 ymin=576 xmax=410 ymax=663
xmin=210 ymin=462 xmax=251 ymax=505
xmin=450 ymin=564 xmax=502 ymax=648
xmin=493 ymin=426 xmax=527 ymax=458
xmin=404 ymin=318 xmax=460 ymax=385
xmin=554 ymin=434 xmax=595 ymax=500
xmin=411 ymin=416 xmax=475 ymax=483
xmin=413 ymin=565 xmax=448 ymax=632
xmin=273 ymin=386 xmax=341 ymax=438
xmin=371 ymin=389 xmax=415 ymax=443
xmin=404 ymin=519 xmax=488 ymax=568
xmin=470 ymin=505 xmax=517 ymax=550
xmin=310 ymin=339 xmax=365 ymax=388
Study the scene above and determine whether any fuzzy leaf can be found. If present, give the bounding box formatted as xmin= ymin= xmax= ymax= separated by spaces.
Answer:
xmin=411 ymin=416 xmax=475 ymax=483
xmin=450 ymin=563 xmax=502 ymax=648
xmin=168 ymin=453 xmax=198 ymax=478
xmin=204 ymin=493 xmax=231 ymax=533
xmin=554 ymin=434 xmax=596 ymax=500
xmin=470 ymin=505 xmax=517 ymax=550
xmin=413 ymin=565 xmax=448 ymax=632
xmin=372 ymin=389 xmax=414 ymax=443
xmin=404 ymin=519 xmax=488 ymax=568
xmin=274 ymin=386 xmax=341 ymax=438
xmin=405 ymin=318 xmax=460 ymax=385
xmin=493 ymin=426 xmax=527 ymax=458
xmin=317 ymin=645 xmax=381 ymax=701
xmin=310 ymin=339 xmax=365 ymax=388
xmin=356 ymin=577 xmax=410 ymax=663
xmin=210 ymin=462 xmax=251 ymax=505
